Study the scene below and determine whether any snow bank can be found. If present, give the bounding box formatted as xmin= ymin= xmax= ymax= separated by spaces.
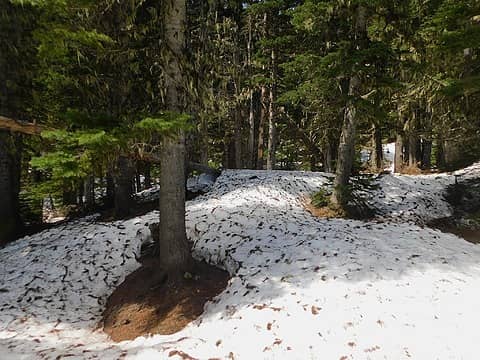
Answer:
xmin=1 ymin=165 xmax=480 ymax=359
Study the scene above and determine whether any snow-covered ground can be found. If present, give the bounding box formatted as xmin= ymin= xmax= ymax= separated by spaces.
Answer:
xmin=1 ymin=164 xmax=480 ymax=359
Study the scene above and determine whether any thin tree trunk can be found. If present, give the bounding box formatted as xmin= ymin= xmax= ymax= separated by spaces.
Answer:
xmin=144 ymin=162 xmax=152 ymax=189
xmin=234 ymin=109 xmax=242 ymax=169
xmin=84 ymin=175 xmax=95 ymax=210
xmin=77 ymin=181 xmax=84 ymax=207
xmin=248 ymin=90 xmax=256 ymax=169
xmin=324 ymin=140 xmax=333 ymax=173
xmin=257 ymin=85 xmax=267 ymax=170
xmin=267 ymin=49 xmax=277 ymax=170
xmin=233 ymin=3 xmax=242 ymax=169
xmin=247 ymin=15 xmax=256 ymax=169
xmin=159 ymin=0 xmax=192 ymax=276
xmin=394 ymin=133 xmax=404 ymax=173
xmin=256 ymin=13 xmax=268 ymax=170
xmin=370 ymin=125 xmax=383 ymax=171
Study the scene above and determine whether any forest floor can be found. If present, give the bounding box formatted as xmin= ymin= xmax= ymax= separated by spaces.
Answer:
xmin=1 ymin=162 xmax=480 ymax=359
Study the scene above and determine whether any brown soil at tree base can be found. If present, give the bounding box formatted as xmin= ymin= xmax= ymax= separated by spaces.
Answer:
xmin=302 ymin=197 xmax=345 ymax=219
xmin=102 ymin=259 xmax=229 ymax=342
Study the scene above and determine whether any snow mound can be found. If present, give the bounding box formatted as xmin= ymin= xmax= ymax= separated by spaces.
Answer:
xmin=2 ymin=166 xmax=480 ymax=359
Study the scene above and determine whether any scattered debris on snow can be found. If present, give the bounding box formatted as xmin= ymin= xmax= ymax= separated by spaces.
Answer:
xmin=2 ymin=163 xmax=480 ymax=359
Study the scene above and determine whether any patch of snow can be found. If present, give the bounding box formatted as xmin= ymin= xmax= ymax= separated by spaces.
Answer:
xmin=1 ymin=164 xmax=480 ymax=359
xmin=383 ymin=142 xmax=395 ymax=173
xmin=135 ymin=185 xmax=160 ymax=203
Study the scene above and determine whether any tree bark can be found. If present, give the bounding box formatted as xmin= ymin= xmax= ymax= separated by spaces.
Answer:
xmin=370 ymin=124 xmax=383 ymax=171
xmin=394 ymin=133 xmax=404 ymax=173
xmin=144 ymin=162 xmax=152 ymax=189
xmin=248 ymin=90 xmax=256 ymax=169
xmin=135 ymin=163 xmax=141 ymax=193
xmin=234 ymin=109 xmax=242 ymax=169
xmin=324 ymin=139 xmax=333 ymax=173
xmin=408 ymin=133 xmax=419 ymax=167
xmin=257 ymin=85 xmax=267 ymax=170
xmin=421 ymin=139 xmax=432 ymax=169
xmin=159 ymin=0 xmax=192 ymax=276
xmin=266 ymin=49 xmax=277 ymax=170
xmin=0 ymin=116 xmax=44 ymax=135
xmin=331 ymin=4 xmax=366 ymax=207
xmin=84 ymin=175 xmax=95 ymax=210
xmin=105 ymin=169 xmax=115 ymax=208
xmin=247 ymin=15 xmax=256 ymax=169
xmin=0 ymin=131 xmax=22 ymax=245
xmin=114 ymin=155 xmax=134 ymax=218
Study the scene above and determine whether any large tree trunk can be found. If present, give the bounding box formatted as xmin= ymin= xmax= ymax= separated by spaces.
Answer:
xmin=159 ymin=0 xmax=192 ymax=276
xmin=0 ymin=131 xmax=22 ymax=245
xmin=331 ymin=4 xmax=366 ymax=207
xmin=408 ymin=133 xmax=419 ymax=167
xmin=114 ymin=155 xmax=134 ymax=218
xmin=331 ymin=75 xmax=361 ymax=207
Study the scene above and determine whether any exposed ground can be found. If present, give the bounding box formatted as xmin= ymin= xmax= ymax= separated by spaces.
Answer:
xmin=102 ymin=260 xmax=229 ymax=342
xmin=1 ymin=162 xmax=480 ymax=359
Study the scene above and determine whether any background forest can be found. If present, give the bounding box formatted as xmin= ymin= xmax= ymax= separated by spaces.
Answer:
xmin=1 ymin=0 xmax=480 ymax=246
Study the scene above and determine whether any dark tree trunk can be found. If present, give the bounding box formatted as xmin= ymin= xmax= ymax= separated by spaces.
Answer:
xmin=234 ymin=109 xmax=242 ymax=169
xmin=0 ymin=131 xmax=22 ymax=245
xmin=247 ymin=14 xmax=256 ymax=169
xmin=84 ymin=175 xmax=95 ymax=210
xmin=310 ymin=152 xmax=319 ymax=171
xmin=63 ymin=186 xmax=77 ymax=206
xmin=77 ymin=182 xmax=84 ymax=207
xmin=394 ymin=133 xmax=404 ymax=173
xmin=159 ymin=0 xmax=192 ymax=277
xmin=144 ymin=162 xmax=152 ymax=189
xmin=257 ymin=85 xmax=267 ymax=170
xmin=105 ymin=170 xmax=115 ymax=208
xmin=114 ymin=155 xmax=134 ymax=218
xmin=421 ymin=139 xmax=432 ymax=169
xmin=248 ymin=90 xmax=256 ymax=169
xmin=135 ymin=163 xmax=141 ymax=193
xmin=370 ymin=125 xmax=383 ymax=171
xmin=267 ymin=49 xmax=277 ymax=170
xmin=436 ymin=139 xmax=446 ymax=170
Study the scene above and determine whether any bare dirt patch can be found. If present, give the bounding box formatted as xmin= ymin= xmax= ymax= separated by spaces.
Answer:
xmin=102 ymin=259 xmax=229 ymax=342
xmin=302 ymin=197 xmax=344 ymax=218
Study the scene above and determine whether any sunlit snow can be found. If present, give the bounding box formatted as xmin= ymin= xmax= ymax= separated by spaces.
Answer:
xmin=1 ymin=163 xmax=480 ymax=359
